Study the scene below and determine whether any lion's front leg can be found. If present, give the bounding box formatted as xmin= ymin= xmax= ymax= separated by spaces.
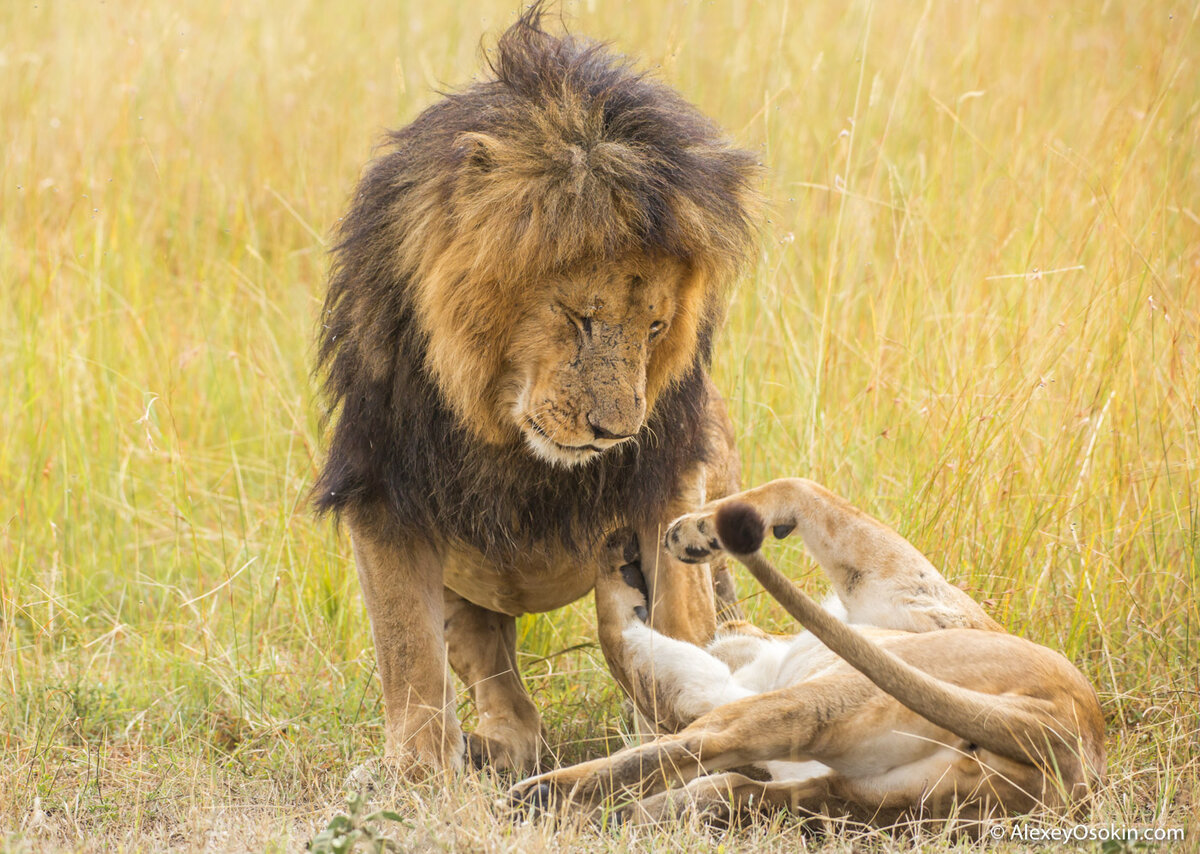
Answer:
xmin=637 ymin=520 xmax=718 ymax=648
xmin=444 ymin=590 xmax=542 ymax=774
xmin=348 ymin=508 xmax=464 ymax=775
xmin=701 ymin=377 xmax=745 ymax=624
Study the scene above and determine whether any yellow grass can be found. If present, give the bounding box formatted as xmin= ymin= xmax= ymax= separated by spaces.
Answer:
xmin=2 ymin=0 xmax=1197 ymax=850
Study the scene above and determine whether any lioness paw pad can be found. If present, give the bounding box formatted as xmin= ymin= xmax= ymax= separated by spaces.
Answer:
xmin=665 ymin=513 xmax=723 ymax=563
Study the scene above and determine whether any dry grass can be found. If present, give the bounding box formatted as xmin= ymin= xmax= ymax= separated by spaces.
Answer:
xmin=2 ymin=0 xmax=1198 ymax=850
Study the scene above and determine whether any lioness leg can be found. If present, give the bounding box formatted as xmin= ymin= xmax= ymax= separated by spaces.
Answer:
xmin=349 ymin=509 xmax=463 ymax=774
xmin=594 ymin=531 xmax=753 ymax=734
xmin=510 ymin=670 xmax=1024 ymax=821
xmin=444 ymin=590 xmax=542 ymax=773
xmin=604 ymin=462 xmax=720 ymax=735
xmin=629 ymin=760 xmax=1036 ymax=831
xmin=628 ymin=771 xmax=842 ymax=826
xmin=509 ymin=673 xmax=887 ymax=809
xmin=666 ymin=478 xmax=999 ymax=633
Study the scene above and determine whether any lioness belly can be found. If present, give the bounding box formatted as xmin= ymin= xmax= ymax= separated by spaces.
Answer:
xmin=442 ymin=544 xmax=596 ymax=616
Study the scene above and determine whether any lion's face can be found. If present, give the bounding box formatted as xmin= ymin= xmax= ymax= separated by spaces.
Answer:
xmin=500 ymin=256 xmax=703 ymax=467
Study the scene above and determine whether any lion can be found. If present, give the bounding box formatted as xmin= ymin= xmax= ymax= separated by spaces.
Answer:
xmin=508 ymin=478 xmax=1106 ymax=832
xmin=313 ymin=7 xmax=759 ymax=775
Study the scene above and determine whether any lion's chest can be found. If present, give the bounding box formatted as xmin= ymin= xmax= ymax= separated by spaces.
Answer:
xmin=442 ymin=543 xmax=597 ymax=617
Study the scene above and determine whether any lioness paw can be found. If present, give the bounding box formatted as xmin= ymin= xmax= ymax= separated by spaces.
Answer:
xmin=604 ymin=527 xmax=640 ymax=568
xmin=668 ymin=498 xmax=797 ymax=562
xmin=504 ymin=779 xmax=556 ymax=818
xmin=664 ymin=512 xmax=723 ymax=563
xmin=504 ymin=773 xmax=593 ymax=818
xmin=599 ymin=527 xmax=649 ymax=623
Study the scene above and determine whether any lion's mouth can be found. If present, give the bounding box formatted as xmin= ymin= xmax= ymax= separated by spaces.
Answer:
xmin=523 ymin=418 xmax=607 ymax=466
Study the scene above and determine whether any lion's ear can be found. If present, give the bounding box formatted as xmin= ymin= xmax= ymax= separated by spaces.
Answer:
xmin=455 ymin=131 xmax=501 ymax=173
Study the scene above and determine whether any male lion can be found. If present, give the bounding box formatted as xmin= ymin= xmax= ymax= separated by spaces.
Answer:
xmin=314 ymin=8 xmax=758 ymax=775
xmin=509 ymin=478 xmax=1105 ymax=831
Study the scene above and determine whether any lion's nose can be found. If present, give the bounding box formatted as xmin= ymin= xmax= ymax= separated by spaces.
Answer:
xmin=587 ymin=413 xmax=637 ymax=442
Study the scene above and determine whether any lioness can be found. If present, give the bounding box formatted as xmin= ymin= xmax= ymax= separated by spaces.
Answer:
xmin=314 ymin=8 xmax=758 ymax=774
xmin=509 ymin=478 xmax=1105 ymax=829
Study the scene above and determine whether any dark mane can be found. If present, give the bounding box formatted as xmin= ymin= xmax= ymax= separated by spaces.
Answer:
xmin=316 ymin=316 xmax=713 ymax=556
xmin=313 ymin=7 xmax=756 ymax=557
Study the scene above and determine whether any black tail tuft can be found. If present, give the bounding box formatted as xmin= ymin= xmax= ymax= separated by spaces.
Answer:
xmin=715 ymin=502 xmax=765 ymax=554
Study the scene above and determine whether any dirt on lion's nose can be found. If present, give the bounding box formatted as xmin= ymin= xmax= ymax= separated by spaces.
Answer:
xmin=584 ymin=391 xmax=645 ymax=442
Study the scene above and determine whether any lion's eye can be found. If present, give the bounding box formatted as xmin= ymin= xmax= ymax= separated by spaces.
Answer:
xmin=649 ymin=320 xmax=667 ymax=341
xmin=565 ymin=310 xmax=593 ymax=340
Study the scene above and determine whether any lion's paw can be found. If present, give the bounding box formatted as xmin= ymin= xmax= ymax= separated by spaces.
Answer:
xmin=465 ymin=729 xmax=540 ymax=776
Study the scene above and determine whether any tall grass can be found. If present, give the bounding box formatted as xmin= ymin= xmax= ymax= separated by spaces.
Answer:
xmin=2 ymin=0 xmax=1197 ymax=850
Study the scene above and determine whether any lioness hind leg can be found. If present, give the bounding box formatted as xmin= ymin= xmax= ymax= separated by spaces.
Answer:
xmin=627 ymin=771 xmax=844 ymax=826
xmin=444 ymin=590 xmax=542 ymax=774
xmin=507 ymin=672 xmax=881 ymax=812
xmin=666 ymin=478 xmax=999 ymax=633
xmin=629 ymin=760 xmax=1037 ymax=834
xmin=638 ymin=518 xmax=719 ymax=647
xmin=627 ymin=768 xmax=993 ymax=831
xmin=510 ymin=669 xmax=1034 ymax=826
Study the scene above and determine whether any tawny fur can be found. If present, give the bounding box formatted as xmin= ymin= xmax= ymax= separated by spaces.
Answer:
xmin=509 ymin=478 xmax=1106 ymax=832
xmin=312 ymin=6 xmax=758 ymax=775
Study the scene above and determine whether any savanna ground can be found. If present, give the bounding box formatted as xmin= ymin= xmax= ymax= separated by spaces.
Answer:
xmin=3 ymin=0 xmax=1198 ymax=851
